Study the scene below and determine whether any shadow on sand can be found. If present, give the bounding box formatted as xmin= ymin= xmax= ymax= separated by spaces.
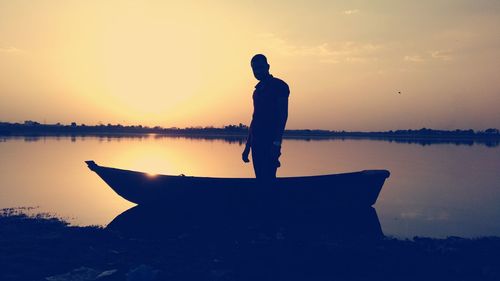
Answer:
xmin=2 ymin=206 xmax=500 ymax=280
xmin=104 ymin=205 xmax=384 ymax=280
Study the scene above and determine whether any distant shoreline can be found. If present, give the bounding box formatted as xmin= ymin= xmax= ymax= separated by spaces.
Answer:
xmin=2 ymin=131 xmax=500 ymax=140
xmin=1 ymin=121 xmax=498 ymax=141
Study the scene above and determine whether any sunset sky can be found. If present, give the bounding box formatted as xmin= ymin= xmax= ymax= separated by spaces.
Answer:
xmin=0 ymin=0 xmax=499 ymax=131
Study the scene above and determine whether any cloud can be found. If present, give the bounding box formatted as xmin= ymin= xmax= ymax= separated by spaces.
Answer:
xmin=404 ymin=55 xmax=425 ymax=62
xmin=430 ymin=50 xmax=453 ymax=61
xmin=404 ymin=50 xmax=453 ymax=63
xmin=0 ymin=46 xmax=24 ymax=54
xmin=343 ymin=9 xmax=359 ymax=15
xmin=257 ymin=33 xmax=381 ymax=64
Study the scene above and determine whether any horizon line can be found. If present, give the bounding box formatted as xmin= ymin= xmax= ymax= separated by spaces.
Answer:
xmin=1 ymin=120 xmax=498 ymax=133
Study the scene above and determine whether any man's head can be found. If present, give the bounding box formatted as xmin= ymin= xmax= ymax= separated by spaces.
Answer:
xmin=251 ymin=54 xmax=270 ymax=81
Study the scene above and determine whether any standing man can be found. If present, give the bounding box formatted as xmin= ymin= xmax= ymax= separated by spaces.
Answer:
xmin=242 ymin=54 xmax=290 ymax=179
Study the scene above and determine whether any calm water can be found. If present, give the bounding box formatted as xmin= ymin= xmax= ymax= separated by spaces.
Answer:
xmin=0 ymin=135 xmax=499 ymax=238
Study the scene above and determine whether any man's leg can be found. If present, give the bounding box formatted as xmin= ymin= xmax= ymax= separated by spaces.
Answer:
xmin=264 ymin=159 xmax=278 ymax=179
xmin=259 ymin=153 xmax=275 ymax=179
xmin=252 ymin=142 xmax=280 ymax=180
xmin=266 ymin=144 xmax=281 ymax=179
xmin=251 ymin=144 xmax=265 ymax=179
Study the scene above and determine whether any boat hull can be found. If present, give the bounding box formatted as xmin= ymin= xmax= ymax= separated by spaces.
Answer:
xmin=85 ymin=161 xmax=390 ymax=209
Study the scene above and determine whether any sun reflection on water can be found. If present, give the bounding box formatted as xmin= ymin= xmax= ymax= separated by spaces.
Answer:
xmin=145 ymin=172 xmax=158 ymax=178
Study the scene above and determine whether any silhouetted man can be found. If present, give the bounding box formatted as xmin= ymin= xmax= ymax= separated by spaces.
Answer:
xmin=242 ymin=54 xmax=290 ymax=179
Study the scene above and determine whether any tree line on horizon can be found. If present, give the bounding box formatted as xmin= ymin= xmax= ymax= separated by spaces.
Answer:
xmin=0 ymin=120 xmax=499 ymax=138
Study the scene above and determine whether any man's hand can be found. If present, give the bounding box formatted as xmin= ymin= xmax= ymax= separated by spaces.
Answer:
xmin=242 ymin=146 xmax=251 ymax=163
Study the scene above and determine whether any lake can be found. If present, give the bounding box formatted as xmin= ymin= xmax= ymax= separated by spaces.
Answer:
xmin=0 ymin=135 xmax=499 ymax=238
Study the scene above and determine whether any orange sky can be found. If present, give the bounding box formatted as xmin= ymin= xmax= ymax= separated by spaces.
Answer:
xmin=0 ymin=0 xmax=499 ymax=130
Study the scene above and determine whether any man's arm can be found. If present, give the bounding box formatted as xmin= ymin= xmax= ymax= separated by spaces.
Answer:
xmin=272 ymin=98 xmax=288 ymax=144
xmin=272 ymin=81 xmax=290 ymax=144
xmin=245 ymin=119 xmax=253 ymax=149
xmin=242 ymin=111 xmax=254 ymax=163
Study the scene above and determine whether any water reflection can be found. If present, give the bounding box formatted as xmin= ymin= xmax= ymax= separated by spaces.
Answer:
xmin=105 ymin=205 xmax=383 ymax=279
xmin=107 ymin=205 xmax=383 ymax=242
xmin=1 ymin=134 xmax=498 ymax=147
xmin=1 ymin=136 xmax=499 ymax=237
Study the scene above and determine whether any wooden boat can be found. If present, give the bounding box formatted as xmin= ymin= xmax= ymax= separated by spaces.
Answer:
xmin=85 ymin=161 xmax=390 ymax=209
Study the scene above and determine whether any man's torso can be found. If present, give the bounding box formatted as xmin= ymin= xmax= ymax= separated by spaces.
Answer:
xmin=251 ymin=75 xmax=290 ymax=142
